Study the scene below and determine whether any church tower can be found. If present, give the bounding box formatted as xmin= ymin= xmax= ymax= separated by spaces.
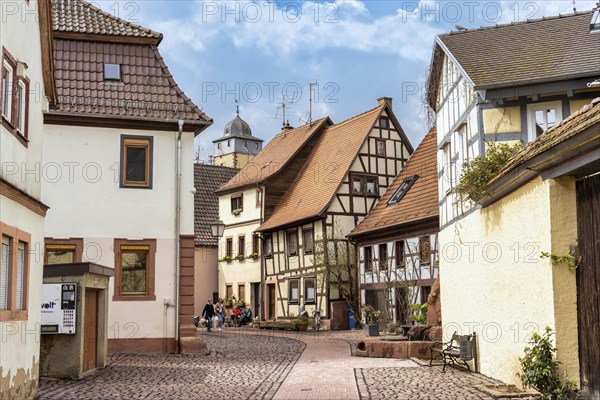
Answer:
xmin=213 ymin=107 xmax=263 ymax=169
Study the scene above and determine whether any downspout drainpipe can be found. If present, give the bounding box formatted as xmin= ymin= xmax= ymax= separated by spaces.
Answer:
xmin=175 ymin=120 xmax=183 ymax=352
xmin=257 ymin=184 xmax=264 ymax=321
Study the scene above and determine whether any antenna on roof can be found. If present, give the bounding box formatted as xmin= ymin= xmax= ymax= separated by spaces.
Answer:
xmin=298 ymin=82 xmax=318 ymax=126
xmin=274 ymin=101 xmax=291 ymax=129
xmin=235 ymin=99 xmax=240 ymax=116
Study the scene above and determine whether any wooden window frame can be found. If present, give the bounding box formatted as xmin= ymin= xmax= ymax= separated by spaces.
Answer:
xmin=379 ymin=117 xmax=389 ymax=129
xmin=225 ymin=284 xmax=233 ymax=299
xmin=304 ymin=277 xmax=316 ymax=304
xmin=252 ymin=234 xmax=259 ymax=256
xmin=238 ymin=235 xmax=245 ymax=258
xmin=113 ymin=238 xmax=156 ymax=301
xmin=302 ymin=228 xmax=314 ymax=255
xmin=256 ymin=189 xmax=262 ymax=208
xmin=264 ymin=234 xmax=273 ymax=258
xmin=378 ymin=243 xmax=388 ymax=270
xmin=288 ymin=278 xmax=300 ymax=304
xmin=364 ymin=246 xmax=373 ymax=271
xmin=375 ymin=139 xmax=386 ymax=157
xmin=238 ymin=284 xmax=246 ymax=302
xmin=231 ymin=193 xmax=243 ymax=215
xmin=120 ymin=135 xmax=153 ymax=189
xmin=287 ymin=229 xmax=298 ymax=256
xmin=0 ymin=222 xmax=30 ymax=321
xmin=44 ymin=238 xmax=84 ymax=265
xmin=1 ymin=47 xmax=29 ymax=147
xmin=419 ymin=236 xmax=431 ymax=266
xmin=395 ymin=240 xmax=406 ymax=268
xmin=225 ymin=237 xmax=233 ymax=258
xmin=351 ymin=174 xmax=379 ymax=198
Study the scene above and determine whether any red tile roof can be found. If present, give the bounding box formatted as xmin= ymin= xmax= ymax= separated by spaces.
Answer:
xmin=52 ymin=0 xmax=162 ymax=41
xmin=350 ymin=128 xmax=439 ymax=237
xmin=218 ymin=118 xmax=332 ymax=192
xmin=194 ymin=164 xmax=239 ymax=247
xmin=49 ymin=0 xmax=210 ymax=126
xmin=257 ymin=105 xmax=384 ymax=232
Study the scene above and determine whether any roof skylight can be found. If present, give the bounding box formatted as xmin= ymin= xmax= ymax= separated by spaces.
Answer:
xmin=388 ymin=175 xmax=418 ymax=206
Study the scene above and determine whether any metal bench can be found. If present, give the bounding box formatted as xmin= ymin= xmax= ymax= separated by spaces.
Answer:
xmin=429 ymin=331 xmax=477 ymax=372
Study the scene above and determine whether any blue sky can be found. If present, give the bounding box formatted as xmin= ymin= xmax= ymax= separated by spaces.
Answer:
xmin=94 ymin=0 xmax=597 ymax=161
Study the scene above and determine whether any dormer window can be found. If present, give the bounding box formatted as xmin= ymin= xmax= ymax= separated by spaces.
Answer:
xmin=388 ymin=176 xmax=418 ymax=205
xmin=104 ymin=63 xmax=121 ymax=81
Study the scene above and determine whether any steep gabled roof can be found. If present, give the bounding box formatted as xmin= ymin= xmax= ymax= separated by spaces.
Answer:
xmin=47 ymin=0 xmax=212 ymax=130
xmin=52 ymin=0 xmax=162 ymax=42
xmin=428 ymin=11 xmax=600 ymax=106
xmin=349 ymin=128 xmax=439 ymax=238
xmin=194 ymin=164 xmax=239 ymax=247
xmin=218 ymin=118 xmax=332 ymax=193
xmin=257 ymin=105 xmax=385 ymax=232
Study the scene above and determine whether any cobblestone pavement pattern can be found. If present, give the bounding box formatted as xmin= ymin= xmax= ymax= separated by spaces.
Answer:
xmin=37 ymin=329 xmax=540 ymax=400
xmin=37 ymin=334 xmax=304 ymax=400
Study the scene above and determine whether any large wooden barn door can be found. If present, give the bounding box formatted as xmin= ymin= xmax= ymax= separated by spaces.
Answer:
xmin=576 ymin=174 xmax=600 ymax=400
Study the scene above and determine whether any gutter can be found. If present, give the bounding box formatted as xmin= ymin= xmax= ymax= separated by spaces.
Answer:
xmin=175 ymin=120 xmax=183 ymax=352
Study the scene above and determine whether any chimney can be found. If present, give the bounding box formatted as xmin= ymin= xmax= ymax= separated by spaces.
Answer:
xmin=377 ymin=97 xmax=393 ymax=109
xmin=282 ymin=121 xmax=294 ymax=131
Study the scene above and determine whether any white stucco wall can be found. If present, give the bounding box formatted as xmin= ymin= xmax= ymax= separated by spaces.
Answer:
xmin=439 ymin=176 xmax=579 ymax=386
xmin=1 ymin=0 xmax=47 ymax=394
xmin=41 ymin=124 xmax=196 ymax=341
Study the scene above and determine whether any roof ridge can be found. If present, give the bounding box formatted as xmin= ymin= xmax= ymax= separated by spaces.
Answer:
xmin=77 ymin=0 xmax=162 ymax=38
xmin=327 ymin=104 xmax=383 ymax=130
xmin=53 ymin=0 xmax=162 ymax=40
xmin=441 ymin=9 xmax=593 ymax=37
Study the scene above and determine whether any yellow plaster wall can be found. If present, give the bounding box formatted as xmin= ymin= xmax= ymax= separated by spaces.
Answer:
xmin=569 ymin=99 xmax=593 ymax=114
xmin=439 ymin=176 xmax=579 ymax=386
xmin=483 ymin=107 xmax=522 ymax=134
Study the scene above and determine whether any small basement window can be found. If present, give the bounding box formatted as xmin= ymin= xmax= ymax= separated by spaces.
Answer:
xmin=104 ymin=63 xmax=121 ymax=81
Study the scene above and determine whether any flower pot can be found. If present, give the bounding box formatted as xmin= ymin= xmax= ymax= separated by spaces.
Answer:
xmin=296 ymin=323 xmax=308 ymax=331
xmin=364 ymin=324 xmax=379 ymax=337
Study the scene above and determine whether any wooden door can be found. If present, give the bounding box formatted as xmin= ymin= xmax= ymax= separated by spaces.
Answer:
xmin=576 ymin=174 xmax=600 ymax=400
xmin=267 ymin=284 xmax=276 ymax=320
xmin=83 ymin=288 xmax=98 ymax=373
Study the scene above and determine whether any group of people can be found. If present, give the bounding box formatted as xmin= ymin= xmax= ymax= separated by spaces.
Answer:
xmin=201 ymin=298 xmax=227 ymax=332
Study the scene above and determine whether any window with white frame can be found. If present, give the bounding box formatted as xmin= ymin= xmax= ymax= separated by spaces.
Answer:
xmin=1 ymin=49 xmax=29 ymax=142
xmin=527 ymin=101 xmax=563 ymax=143
xmin=304 ymin=277 xmax=316 ymax=303
xmin=1 ymin=60 xmax=13 ymax=121
xmin=441 ymin=142 xmax=452 ymax=195
xmin=0 ymin=236 xmax=9 ymax=310
xmin=289 ymin=278 xmax=299 ymax=303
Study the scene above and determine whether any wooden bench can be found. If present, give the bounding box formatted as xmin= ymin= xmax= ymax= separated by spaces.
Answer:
xmin=429 ymin=331 xmax=477 ymax=372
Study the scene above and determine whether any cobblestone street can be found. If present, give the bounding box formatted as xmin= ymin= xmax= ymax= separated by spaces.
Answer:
xmin=37 ymin=330 xmax=537 ymax=400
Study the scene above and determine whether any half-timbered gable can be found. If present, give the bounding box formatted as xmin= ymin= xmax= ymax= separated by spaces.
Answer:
xmin=215 ymin=118 xmax=331 ymax=318
xmin=349 ymin=128 xmax=440 ymax=326
xmin=427 ymin=11 xmax=600 ymax=228
xmin=258 ymin=98 xmax=413 ymax=328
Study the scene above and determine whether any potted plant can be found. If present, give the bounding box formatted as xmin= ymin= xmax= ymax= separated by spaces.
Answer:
xmin=223 ymin=255 xmax=232 ymax=262
xmin=248 ymin=252 xmax=259 ymax=260
xmin=362 ymin=304 xmax=382 ymax=337
xmin=236 ymin=298 xmax=245 ymax=306
xmin=294 ymin=315 xmax=309 ymax=331
xmin=236 ymin=254 xmax=245 ymax=261
xmin=409 ymin=303 xmax=428 ymax=325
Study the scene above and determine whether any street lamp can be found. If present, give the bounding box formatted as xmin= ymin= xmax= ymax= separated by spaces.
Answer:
xmin=210 ymin=219 xmax=226 ymax=239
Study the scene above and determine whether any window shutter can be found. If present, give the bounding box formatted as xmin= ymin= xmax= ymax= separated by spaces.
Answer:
xmin=1 ymin=236 xmax=9 ymax=310
xmin=16 ymin=241 xmax=25 ymax=310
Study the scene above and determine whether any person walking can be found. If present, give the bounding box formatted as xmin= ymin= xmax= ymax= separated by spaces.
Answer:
xmin=202 ymin=299 xmax=215 ymax=332
xmin=215 ymin=299 xmax=225 ymax=331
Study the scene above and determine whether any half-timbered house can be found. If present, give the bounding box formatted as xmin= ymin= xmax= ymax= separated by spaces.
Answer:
xmin=215 ymin=118 xmax=332 ymax=319
xmin=257 ymin=98 xmax=413 ymax=329
xmin=348 ymin=128 xmax=439 ymax=328
xmin=426 ymin=8 xmax=600 ymax=395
